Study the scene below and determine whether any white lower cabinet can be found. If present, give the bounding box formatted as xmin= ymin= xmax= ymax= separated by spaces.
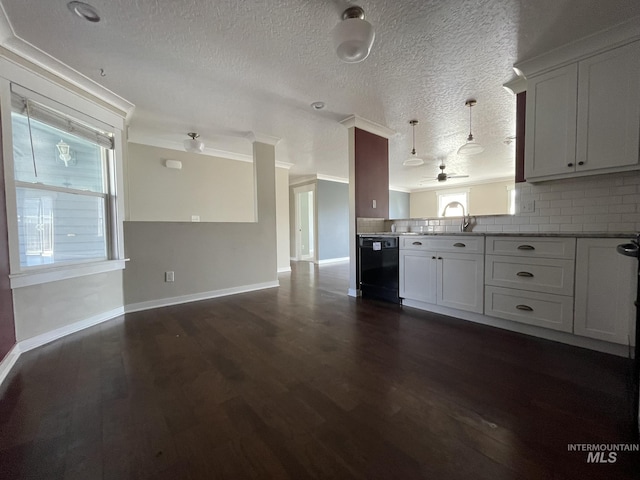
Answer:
xmin=574 ymin=238 xmax=637 ymax=345
xmin=400 ymin=246 xmax=484 ymax=314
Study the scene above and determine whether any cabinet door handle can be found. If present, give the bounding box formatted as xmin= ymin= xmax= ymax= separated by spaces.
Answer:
xmin=432 ymin=256 xmax=436 ymax=259
xmin=578 ymin=161 xmax=584 ymax=166
xmin=567 ymin=163 xmax=574 ymax=167
xmin=437 ymin=257 xmax=443 ymax=260
xmin=517 ymin=245 xmax=535 ymax=250
xmin=516 ymin=271 xmax=534 ymax=277
xmin=453 ymin=242 xmax=466 ymax=248
xmin=412 ymin=241 xmax=422 ymax=246
xmin=516 ymin=304 xmax=533 ymax=311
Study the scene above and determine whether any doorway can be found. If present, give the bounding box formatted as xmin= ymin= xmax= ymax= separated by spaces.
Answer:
xmin=294 ymin=184 xmax=316 ymax=262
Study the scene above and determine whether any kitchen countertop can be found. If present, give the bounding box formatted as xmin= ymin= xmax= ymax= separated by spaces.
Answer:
xmin=357 ymin=232 xmax=637 ymax=238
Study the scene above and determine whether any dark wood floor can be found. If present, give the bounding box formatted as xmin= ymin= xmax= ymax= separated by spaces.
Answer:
xmin=0 ymin=261 xmax=638 ymax=479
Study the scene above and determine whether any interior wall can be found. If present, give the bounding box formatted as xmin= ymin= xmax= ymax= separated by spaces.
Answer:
xmin=127 ymin=143 xmax=255 ymax=222
xmin=389 ymin=190 xmax=410 ymax=219
xmin=317 ymin=180 xmax=349 ymax=261
xmin=275 ymin=167 xmax=291 ymax=272
xmin=410 ymin=180 xmax=514 ymax=217
xmin=122 ymin=141 xmax=278 ymax=307
xmin=13 ymin=271 xmax=123 ymax=341
xmin=0 ymin=109 xmax=16 ymax=359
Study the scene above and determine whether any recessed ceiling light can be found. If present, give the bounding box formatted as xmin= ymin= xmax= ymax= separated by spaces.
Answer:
xmin=67 ymin=2 xmax=101 ymax=22
xmin=311 ymin=101 xmax=325 ymax=110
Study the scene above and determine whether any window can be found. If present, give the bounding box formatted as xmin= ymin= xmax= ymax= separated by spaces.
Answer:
xmin=10 ymin=90 xmax=114 ymax=270
xmin=438 ymin=191 xmax=468 ymax=217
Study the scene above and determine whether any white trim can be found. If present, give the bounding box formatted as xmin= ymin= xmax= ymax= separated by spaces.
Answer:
xmin=411 ymin=176 xmax=514 ymax=193
xmin=276 ymin=162 xmax=294 ymax=170
xmin=128 ymin=137 xmax=253 ymax=163
xmin=18 ymin=306 xmax=125 ymax=353
xmin=277 ymin=266 xmax=292 ymax=273
xmin=347 ymin=288 xmax=361 ymax=298
xmin=0 ymin=37 xmax=134 ymax=120
xmin=390 ymin=185 xmax=411 ymax=193
xmin=10 ymin=259 xmax=128 ymax=289
xmin=0 ymin=344 xmax=21 ymax=387
xmin=339 ymin=115 xmax=395 ymax=139
xmin=289 ymin=176 xmax=318 ymax=187
xmin=514 ymin=16 xmax=640 ymax=78
xmin=317 ymin=174 xmax=349 ymax=184
xmin=124 ymin=281 xmax=280 ymax=314
xmin=316 ymin=257 xmax=349 ymax=265
xmin=402 ymin=299 xmax=630 ymax=357
xmin=245 ymin=132 xmax=281 ymax=146
xmin=503 ymin=74 xmax=527 ymax=95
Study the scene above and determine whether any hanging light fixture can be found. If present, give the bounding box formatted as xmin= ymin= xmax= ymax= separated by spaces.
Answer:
xmin=457 ymin=100 xmax=484 ymax=156
xmin=332 ymin=6 xmax=375 ymax=63
xmin=403 ymin=120 xmax=424 ymax=166
xmin=183 ymin=132 xmax=204 ymax=153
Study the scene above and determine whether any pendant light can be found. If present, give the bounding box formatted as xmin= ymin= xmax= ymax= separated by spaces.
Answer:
xmin=403 ymin=120 xmax=424 ymax=166
xmin=184 ymin=132 xmax=204 ymax=153
xmin=332 ymin=6 xmax=375 ymax=63
xmin=457 ymin=100 xmax=484 ymax=156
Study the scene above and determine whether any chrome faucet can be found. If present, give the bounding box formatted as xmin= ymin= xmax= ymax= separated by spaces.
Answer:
xmin=442 ymin=201 xmax=471 ymax=232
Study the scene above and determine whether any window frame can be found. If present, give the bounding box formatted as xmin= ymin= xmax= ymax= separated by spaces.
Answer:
xmin=437 ymin=189 xmax=470 ymax=217
xmin=1 ymin=71 xmax=127 ymax=289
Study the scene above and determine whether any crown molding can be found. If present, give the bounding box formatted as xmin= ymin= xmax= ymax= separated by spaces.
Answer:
xmin=339 ymin=115 xmax=395 ymax=139
xmin=128 ymin=135 xmax=253 ymax=163
xmin=502 ymin=74 xmax=527 ymax=95
xmin=412 ymin=176 xmax=514 ymax=193
xmin=317 ymin=174 xmax=348 ymax=184
xmin=390 ymin=185 xmax=411 ymax=193
xmin=275 ymin=161 xmax=294 ymax=170
xmin=514 ymin=15 xmax=640 ymax=78
xmin=0 ymin=7 xmax=135 ymax=120
xmin=245 ymin=132 xmax=281 ymax=146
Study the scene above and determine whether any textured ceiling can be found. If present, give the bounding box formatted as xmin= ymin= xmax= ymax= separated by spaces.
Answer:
xmin=2 ymin=0 xmax=640 ymax=190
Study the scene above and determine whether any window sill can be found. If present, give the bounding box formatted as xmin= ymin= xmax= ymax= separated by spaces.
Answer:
xmin=10 ymin=259 xmax=129 ymax=289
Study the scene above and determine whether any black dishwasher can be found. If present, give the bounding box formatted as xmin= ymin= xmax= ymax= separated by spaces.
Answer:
xmin=358 ymin=236 xmax=400 ymax=304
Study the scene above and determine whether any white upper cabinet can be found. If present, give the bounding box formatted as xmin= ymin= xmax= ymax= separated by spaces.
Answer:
xmin=576 ymin=41 xmax=640 ymax=173
xmin=525 ymin=63 xmax=578 ymax=179
xmin=525 ymin=40 xmax=640 ymax=182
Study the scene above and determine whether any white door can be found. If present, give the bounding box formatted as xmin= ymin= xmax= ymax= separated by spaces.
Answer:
xmin=574 ymin=238 xmax=637 ymax=345
xmin=293 ymin=184 xmax=316 ymax=262
xmin=399 ymin=250 xmax=437 ymax=304
xmin=437 ymin=253 xmax=484 ymax=313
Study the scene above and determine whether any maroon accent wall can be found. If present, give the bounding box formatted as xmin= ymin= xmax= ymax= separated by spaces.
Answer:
xmin=515 ymin=92 xmax=526 ymax=183
xmin=0 ymin=110 xmax=17 ymax=361
xmin=354 ymin=128 xmax=389 ymax=218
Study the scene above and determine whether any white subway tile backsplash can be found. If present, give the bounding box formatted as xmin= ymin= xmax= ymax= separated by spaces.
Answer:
xmin=549 ymin=199 xmax=573 ymax=208
xmin=608 ymin=223 xmax=637 ymax=232
xmin=560 ymin=224 xmax=584 ymax=232
xmin=612 ymin=185 xmax=637 ymax=195
xmin=530 ymin=216 xmax=550 ymax=224
xmin=539 ymin=208 xmax=561 ymax=216
xmin=582 ymin=223 xmax=609 ymax=232
xmin=486 ymin=225 xmax=504 ymax=232
xmin=623 ymin=194 xmax=640 ymax=204
xmin=560 ymin=206 xmax=584 ymax=216
xmin=583 ymin=205 xmax=609 ymax=215
xmin=584 ymin=187 xmax=611 ymax=198
xmin=518 ymin=225 xmax=540 ymax=232
xmin=609 ymin=204 xmax=636 ymax=214
xmin=539 ymin=224 xmax=561 ymax=233
xmin=539 ymin=192 xmax=563 ymax=201
xmin=550 ymin=215 xmax=573 ymax=224
xmin=561 ymin=190 xmax=585 ymax=199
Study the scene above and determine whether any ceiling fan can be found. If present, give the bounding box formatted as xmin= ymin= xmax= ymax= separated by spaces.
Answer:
xmin=422 ymin=163 xmax=469 ymax=183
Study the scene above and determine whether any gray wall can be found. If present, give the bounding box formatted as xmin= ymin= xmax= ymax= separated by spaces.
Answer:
xmin=317 ymin=180 xmax=349 ymax=261
xmin=389 ymin=190 xmax=410 ymax=219
xmin=122 ymin=142 xmax=278 ymax=307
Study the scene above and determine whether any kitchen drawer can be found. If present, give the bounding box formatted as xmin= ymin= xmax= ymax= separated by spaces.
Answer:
xmin=485 ymin=255 xmax=575 ymax=295
xmin=400 ymin=235 xmax=484 ymax=253
xmin=485 ymin=236 xmax=576 ymax=259
xmin=485 ymin=286 xmax=574 ymax=333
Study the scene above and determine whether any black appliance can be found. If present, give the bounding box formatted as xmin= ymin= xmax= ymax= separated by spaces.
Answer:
xmin=358 ymin=236 xmax=400 ymax=304
xmin=616 ymin=235 xmax=640 ymax=437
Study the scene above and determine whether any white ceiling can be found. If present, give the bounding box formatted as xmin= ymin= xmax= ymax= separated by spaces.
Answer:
xmin=1 ymin=0 xmax=639 ymax=190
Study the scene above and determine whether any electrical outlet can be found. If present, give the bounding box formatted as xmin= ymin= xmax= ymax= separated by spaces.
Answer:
xmin=521 ymin=199 xmax=535 ymax=213
xmin=165 ymin=271 xmax=175 ymax=282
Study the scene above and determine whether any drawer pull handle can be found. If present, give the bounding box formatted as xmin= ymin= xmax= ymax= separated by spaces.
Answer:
xmin=453 ymin=242 xmax=466 ymax=248
xmin=516 ymin=304 xmax=533 ymax=312
xmin=517 ymin=245 xmax=535 ymax=251
xmin=516 ymin=271 xmax=534 ymax=278
xmin=412 ymin=241 xmax=422 ymax=246
xmin=432 ymin=256 xmax=436 ymax=259
xmin=437 ymin=257 xmax=443 ymax=260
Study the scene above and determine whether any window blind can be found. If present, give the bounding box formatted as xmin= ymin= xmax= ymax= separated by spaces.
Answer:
xmin=11 ymin=91 xmax=114 ymax=150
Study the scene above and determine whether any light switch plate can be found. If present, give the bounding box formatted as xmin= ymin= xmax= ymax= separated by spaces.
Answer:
xmin=521 ymin=199 xmax=535 ymax=213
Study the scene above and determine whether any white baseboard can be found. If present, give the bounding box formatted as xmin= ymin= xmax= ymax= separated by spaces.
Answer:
xmin=348 ymin=288 xmax=361 ymax=298
xmin=18 ymin=307 xmax=125 ymax=353
xmin=317 ymin=257 xmax=349 ymax=265
xmin=125 ymin=280 xmax=280 ymax=314
xmin=277 ymin=266 xmax=292 ymax=273
xmin=0 ymin=344 xmax=22 ymax=387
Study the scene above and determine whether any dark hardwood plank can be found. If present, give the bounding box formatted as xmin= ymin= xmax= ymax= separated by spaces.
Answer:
xmin=0 ymin=260 xmax=637 ymax=479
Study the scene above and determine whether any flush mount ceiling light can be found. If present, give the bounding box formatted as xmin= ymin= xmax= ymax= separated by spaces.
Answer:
xmin=311 ymin=101 xmax=325 ymax=110
xmin=457 ymin=99 xmax=484 ymax=156
xmin=184 ymin=132 xmax=204 ymax=153
xmin=332 ymin=6 xmax=375 ymax=63
xmin=403 ymin=120 xmax=424 ymax=166
xmin=67 ymin=1 xmax=101 ymax=22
